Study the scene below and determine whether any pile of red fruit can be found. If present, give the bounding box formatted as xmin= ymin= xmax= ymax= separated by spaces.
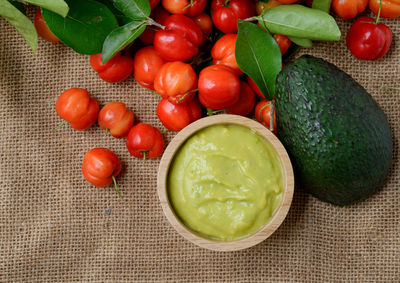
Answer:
xmin=35 ymin=0 xmax=397 ymax=196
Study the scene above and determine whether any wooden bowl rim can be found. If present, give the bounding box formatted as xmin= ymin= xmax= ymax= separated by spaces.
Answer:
xmin=157 ymin=114 xmax=294 ymax=252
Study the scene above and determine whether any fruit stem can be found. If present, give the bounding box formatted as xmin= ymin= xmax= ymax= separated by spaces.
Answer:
xmin=141 ymin=151 xmax=150 ymax=166
xmin=223 ymin=0 xmax=230 ymax=6
xmin=176 ymin=89 xmax=198 ymax=103
xmin=161 ymin=128 xmax=169 ymax=134
xmin=105 ymin=128 xmax=109 ymax=135
xmin=376 ymin=0 xmax=382 ymax=25
xmin=147 ymin=18 xmax=165 ymax=30
xmin=54 ymin=120 xmax=66 ymax=131
xmin=207 ymin=108 xmax=226 ymax=116
xmin=183 ymin=0 xmax=194 ymax=10
xmin=112 ymin=175 xmax=124 ymax=201
xmin=258 ymin=102 xmax=271 ymax=122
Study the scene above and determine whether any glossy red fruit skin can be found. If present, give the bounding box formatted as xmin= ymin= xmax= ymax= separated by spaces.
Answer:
xmin=140 ymin=7 xmax=170 ymax=45
xmin=211 ymin=34 xmax=242 ymax=74
xmin=346 ymin=17 xmax=392 ymax=60
xmin=369 ymin=0 xmax=400 ymax=19
xmin=226 ymin=81 xmax=255 ymax=116
xmin=162 ymin=0 xmax=207 ymax=16
xmin=90 ymin=53 xmax=134 ymax=83
xmin=247 ymin=76 xmax=263 ymax=98
xmin=126 ymin=123 xmax=164 ymax=158
xmin=157 ymin=97 xmax=202 ymax=131
xmin=274 ymin=34 xmax=291 ymax=56
xmin=82 ymin=148 xmax=122 ymax=187
xmin=98 ymin=102 xmax=135 ymax=138
xmin=211 ymin=0 xmax=255 ymax=33
xmin=154 ymin=15 xmax=203 ymax=61
xmin=254 ymin=99 xmax=277 ymax=134
xmin=154 ymin=61 xmax=198 ymax=104
xmin=198 ymin=65 xmax=240 ymax=110
xmin=192 ymin=13 xmax=213 ymax=36
xmin=332 ymin=0 xmax=368 ymax=20
xmin=133 ymin=46 xmax=166 ymax=90
xmin=55 ymin=88 xmax=99 ymax=130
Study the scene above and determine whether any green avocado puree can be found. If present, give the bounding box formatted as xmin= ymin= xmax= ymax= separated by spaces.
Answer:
xmin=168 ymin=124 xmax=283 ymax=241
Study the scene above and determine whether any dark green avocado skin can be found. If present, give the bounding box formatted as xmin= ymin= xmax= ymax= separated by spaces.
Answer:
xmin=275 ymin=55 xmax=393 ymax=206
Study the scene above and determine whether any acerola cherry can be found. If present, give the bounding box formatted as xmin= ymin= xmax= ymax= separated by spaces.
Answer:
xmin=198 ymin=65 xmax=240 ymax=110
xmin=82 ymin=148 xmax=123 ymax=199
xmin=226 ymin=81 xmax=255 ymax=116
xmin=55 ymin=88 xmax=99 ymax=130
xmin=34 ymin=8 xmax=59 ymax=43
xmin=255 ymin=99 xmax=277 ymax=134
xmin=211 ymin=34 xmax=242 ymax=74
xmin=211 ymin=0 xmax=256 ymax=34
xmin=369 ymin=0 xmax=400 ymax=18
xmin=274 ymin=34 xmax=291 ymax=56
xmin=157 ymin=97 xmax=202 ymax=131
xmin=154 ymin=15 xmax=203 ymax=61
xmin=90 ymin=52 xmax=134 ymax=83
xmin=98 ymin=102 xmax=135 ymax=138
xmin=126 ymin=123 xmax=164 ymax=159
xmin=162 ymin=0 xmax=207 ymax=16
xmin=247 ymin=76 xmax=263 ymax=98
xmin=192 ymin=13 xmax=213 ymax=41
xmin=133 ymin=46 xmax=166 ymax=90
xmin=346 ymin=17 xmax=392 ymax=60
xmin=332 ymin=0 xmax=368 ymax=20
xmin=154 ymin=61 xmax=198 ymax=104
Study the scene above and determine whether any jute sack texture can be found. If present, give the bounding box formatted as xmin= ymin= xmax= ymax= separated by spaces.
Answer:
xmin=0 ymin=8 xmax=399 ymax=282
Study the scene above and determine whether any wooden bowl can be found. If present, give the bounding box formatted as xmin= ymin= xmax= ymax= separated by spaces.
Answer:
xmin=157 ymin=114 xmax=294 ymax=251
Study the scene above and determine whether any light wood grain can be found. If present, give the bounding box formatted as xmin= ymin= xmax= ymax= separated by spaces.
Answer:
xmin=157 ymin=114 xmax=294 ymax=251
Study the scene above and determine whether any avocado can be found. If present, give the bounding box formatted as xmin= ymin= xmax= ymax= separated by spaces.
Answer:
xmin=275 ymin=55 xmax=393 ymax=206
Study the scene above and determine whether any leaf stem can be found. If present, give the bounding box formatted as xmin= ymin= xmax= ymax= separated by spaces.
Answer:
xmin=243 ymin=17 xmax=256 ymax=22
xmin=112 ymin=176 xmax=124 ymax=201
xmin=54 ymin=120 xmax=66 ymax=131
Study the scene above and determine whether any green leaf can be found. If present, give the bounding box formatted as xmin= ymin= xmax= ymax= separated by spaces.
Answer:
xmin=0 ymin=0 xmax=37 ymax=53
xmin=288 ymin=36 xmax=312 ymax=47
xmin=95 ymin=0 xmax=132 ymax=25
xmin=113 ymin=0 xmax=151 ymax=20
xmin=24 ymin=0 xmax=69 ymax=17
xmin=102 ymin=20 xmax=146 ymax=63
xmin=258 ymin=5 xmax=341 ymax=41
xmin=236 ymin=21 xmax=282 ymax=100
xmin=42 ymin=0 xmax=118 ymax=55
xmin=10 ymin=0 xmax=26 ymax=14
xmin=312 ymin=0 xmax=332 ymax=13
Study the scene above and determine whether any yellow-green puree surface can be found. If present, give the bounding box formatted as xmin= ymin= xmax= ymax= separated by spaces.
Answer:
xmin=168 ymin=124 xmax=283 ymax=241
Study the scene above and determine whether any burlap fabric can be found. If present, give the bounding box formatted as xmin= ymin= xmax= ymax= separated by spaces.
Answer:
xmin=0 ymin=7 xmax=399 ymax=282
